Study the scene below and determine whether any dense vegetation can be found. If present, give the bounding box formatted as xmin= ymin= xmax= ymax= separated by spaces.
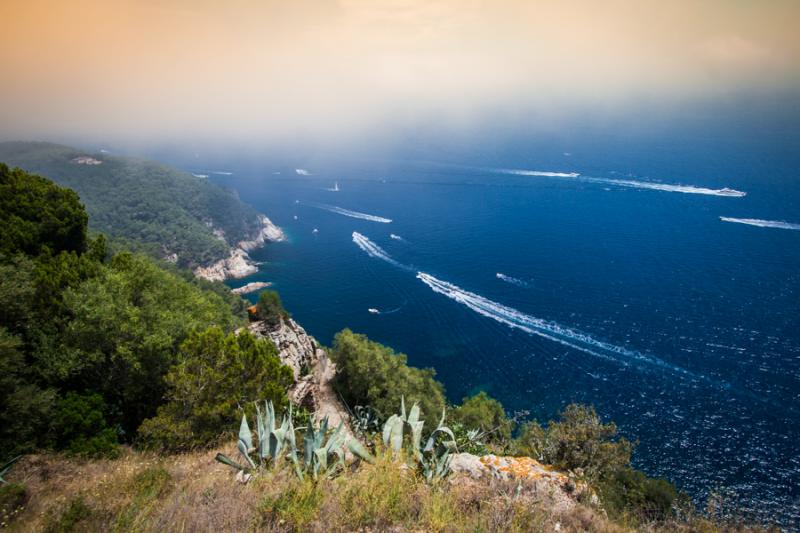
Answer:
xmin=0 ymin=164 xmax=289 ymax=461
xmin=0 ymin=142 xmax=263 ymax=268
xmin=330 ymin=329 xmax=447 ymax=422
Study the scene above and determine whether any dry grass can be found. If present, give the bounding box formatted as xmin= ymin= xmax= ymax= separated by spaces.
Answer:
xmin=0 ymin=445 xmax=774 ymax=533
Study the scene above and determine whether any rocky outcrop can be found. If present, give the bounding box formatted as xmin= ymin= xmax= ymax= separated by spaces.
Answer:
xmin=194 ymin=215 xmax=285 ymax=282
xmin=194 ymin=249 xmax=258 ymax=282
xmin=449 ymin=453 xmax=594 ymax=514
xmin=248 ymin=318 xmax=356 ymax=445
xmin=231 ymin=281 xmax=272 ymax=295
xmin=238 ymin=215 xmax=285 ymax=251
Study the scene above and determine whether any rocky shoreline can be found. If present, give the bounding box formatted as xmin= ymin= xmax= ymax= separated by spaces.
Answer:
xmin=194 ymin=215 xmax=285 ymax=282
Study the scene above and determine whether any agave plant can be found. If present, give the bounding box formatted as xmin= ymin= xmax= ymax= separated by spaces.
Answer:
xmin=0 ymin=456 xmax=20 ymax=485
xmin=381 ymin=397 xmax=456 ymax=481
xmin=215 ymin=401 xmax=298 ymax=474
xmin=351 ymin=405 xmax=380 ymax=437
xmin=216 ymin=401 xmax=373 ymax=481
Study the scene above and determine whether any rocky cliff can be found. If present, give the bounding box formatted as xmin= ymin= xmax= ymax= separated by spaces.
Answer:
xmin=194 ymin=215 xmax=285 ymax=282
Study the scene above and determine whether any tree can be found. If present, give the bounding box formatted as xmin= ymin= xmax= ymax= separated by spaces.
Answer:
xmin=138 ymin=326 xmax=294 ymax=451
xmin=255 ymin=290 xmax=289 ymax=328
xmin=330 ymin=329 xmax=446 ymax=422
xmin=0 ymin=163 xmax=88 ymax=257
xmin=451 ymin=391 xmax=513 ymax=444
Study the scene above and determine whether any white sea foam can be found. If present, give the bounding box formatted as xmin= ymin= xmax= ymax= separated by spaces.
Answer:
xmin=504 ymin=169 xmax=580 ymax=178
xmin=352 ymin=232 xmax=411 ymax=270
xmin=417 ymin=272 xmax=700 ymax=378
xmin=191 ymin=173 xmax=209 ymax=178
xmin=499 ymin=168 xmax=746 ymax=197
xmin=719 ymin=217 xmax=800 ymax=231
xmin=309 ymin=203 xmax=392 ymax=223
xmin=496 ymin=272 xmax=529 ymax=288
xmin=295 ymin=168 xmax=311 ymax=176
xmin=210 ymin=170 xmax=233 ymax=176
xmin=390 ymin=233 xmax=405 ymax=241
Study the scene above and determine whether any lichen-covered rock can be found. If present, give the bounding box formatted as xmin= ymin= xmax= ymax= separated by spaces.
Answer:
xmin=194 ymin=248 xmax=258 ymax=281
xmin=450 ymin=453 xmax=592 ymax=514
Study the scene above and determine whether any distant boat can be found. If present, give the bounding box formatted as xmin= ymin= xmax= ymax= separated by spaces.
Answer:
xmin=333 ymin=181 xmax=339 ymax=191
xmin=312 ymin=228 xmax=319 ymax=234
xmin=368 ymin=308 xmax=380 ymax=314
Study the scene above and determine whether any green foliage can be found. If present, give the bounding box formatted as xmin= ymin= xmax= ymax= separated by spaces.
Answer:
xmin=450 ymin=391 xmax=513 ymax=446
xmin=330 ymin=329 xmax=446 ymax=422
xmin=138 ymin=328 xmax=293 ymax=451
xmin=0 ymin=482 xmax=27 ymax=526
xmin=53 ymin=392 xmax=119 ymax=458
xmin=514 ymin=404 xmax=633 ymax=481
xmin=513 ymin=404 xmax=680 ymax=522
xmin=43 ymin=495 xmax=93 ymax=533
xmin=0 ymin=142 xmax=264 ymax=268
xmin=260 ymin=477 xmax=323 ymax=529
xmin=0 ymin=328 xmax=56 ymax=461
xmin=0 ymin=163 xmax=88 ymax=257
xmin=55 ymin=253 xmax=246 ymax=434
xmin=114 ymin=466 xmax=171 ymax=531
xmin=598 ymin=467 xmax=678 ymax=522
xmin=255 ymin=289 xmax=289 ymax=328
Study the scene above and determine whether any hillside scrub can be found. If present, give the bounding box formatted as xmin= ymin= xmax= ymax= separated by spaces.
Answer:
xmin=330 ymin=328 xmax=447 ymax=422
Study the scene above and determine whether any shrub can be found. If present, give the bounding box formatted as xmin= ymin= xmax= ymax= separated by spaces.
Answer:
xmin=598 ymin=467 xmax=678 ymax=522
xmin=450 ymin=391 xmax=513 ymax=446
xmin=138 ymin=327 xmax=293 ymax=451
xmin=43 ymin=495 xmax=93 ymax=533
xmin=53 ymin=392 xmax=119 ymax=458
xmin=330 ymin=329 xmax=446 ymax=422
xmin=0 ymin=483 xmax=27 ymax=526
xmin=255 ymin=290 xmax=289 ymax=328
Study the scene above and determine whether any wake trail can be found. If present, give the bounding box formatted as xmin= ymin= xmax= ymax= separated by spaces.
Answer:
xmin=499 ymin=168 xmax=746 ymax=197
xmin=418 ymin=272 xmax=708 ymax=380
xmin=352 ymin=232 xmax=413 ymax=271
xmin=496 ymin=272 xmax=530 ymax=288
xmin=308 ymin=203 xmax=392 ymax=223
xmin=720 ymin=217 xmax=800 ymax=231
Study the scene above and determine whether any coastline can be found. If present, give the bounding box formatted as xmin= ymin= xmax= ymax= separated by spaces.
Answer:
xmin=193 ymin=214 xmax=285 ymax=282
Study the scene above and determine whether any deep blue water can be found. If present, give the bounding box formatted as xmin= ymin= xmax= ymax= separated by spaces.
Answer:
xmin=205 ymin=146 xmax=799 ymax=526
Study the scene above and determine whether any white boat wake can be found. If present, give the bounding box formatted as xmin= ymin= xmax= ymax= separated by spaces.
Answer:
xmin=720 ymin=217 xmax=800 ymax=231
xmin=310 ymin=203 xmax=392 ymax=223
xmin=352 ymin=232 xmax=412 ymax=271
xmin=295 ymin=168 xmax=311 ymax=176
xmin=417 ymin=272 xmax=703 ymax=379
xmin=500 ymin=168 xmax=746 ymax=197
xmin=390 ymin=233 xmax=405 ymax=241
xmin=496 ymin=272 xmax=530 ymax=288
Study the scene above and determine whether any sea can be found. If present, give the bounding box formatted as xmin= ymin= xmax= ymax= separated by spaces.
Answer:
xmin=186 ymin=126 xmax=800 ymax=527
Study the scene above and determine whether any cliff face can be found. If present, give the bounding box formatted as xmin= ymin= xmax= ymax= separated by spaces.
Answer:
xmin=248 ymin=318 xmax=356 ymax=445
xmin=194 ymin=215 xmax=285 ymax=282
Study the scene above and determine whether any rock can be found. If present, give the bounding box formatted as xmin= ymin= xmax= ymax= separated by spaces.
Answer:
xmin=194 ymin=248 xmax=258 ymax=282
xmin=194 ymin=214 xmax=286 ymax=282
xmin=231 ymin=281 xmax=272 ymax=295
xmin=248 ymin=318 xmax=358 ymax=451
xmin=238 ymin=215 xmax=286 ymax=251
xmin=449 ymin=453 xmax=591 ymax=514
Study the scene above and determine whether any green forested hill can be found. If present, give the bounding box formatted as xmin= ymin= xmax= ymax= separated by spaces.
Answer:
xmin=0 ymin=141 xmax=261 ymax=268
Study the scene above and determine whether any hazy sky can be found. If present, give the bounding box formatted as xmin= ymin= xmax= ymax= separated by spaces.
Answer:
xmin=1 ymin=0 xmax=799 ymax=147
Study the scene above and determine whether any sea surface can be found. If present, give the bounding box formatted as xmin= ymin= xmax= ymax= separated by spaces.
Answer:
xmin=203 ymin=142 xmax=799 ymax=526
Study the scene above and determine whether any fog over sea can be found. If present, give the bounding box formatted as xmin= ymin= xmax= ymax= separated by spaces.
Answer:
xmin=186 ymin=128 xmax=800 ymax=526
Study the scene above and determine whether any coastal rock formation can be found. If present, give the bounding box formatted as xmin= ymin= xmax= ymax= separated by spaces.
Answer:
xmin=194 ymin=248 xmax=257 ymax=282
xmin=238 ymin=215 xmax=286 ymax=251
xmin=194 ymin=215 xmax=285 ymax=282
xmin=231 ymin=281 xmax=272 ymax=295
xmin=248 ymin=318 xmax=356 ymax=444
xmin=450 ymin=453 xmax=592 ymax=513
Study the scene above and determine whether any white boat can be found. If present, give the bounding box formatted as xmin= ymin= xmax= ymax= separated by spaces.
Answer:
xmin=368 ymin=308 xmax=380 ymax=314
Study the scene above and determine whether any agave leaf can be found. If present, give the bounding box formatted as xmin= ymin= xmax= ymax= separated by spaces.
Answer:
xmin=409 ymin=420 xmax=425 ymax=461
xmin=215 ymin=453 xmax=248 ymax=471
xmin=407 ymin=403 xmax=421 ymax=427
xmin=382 ymin=414 xmax=398 ymax=446
xmin=400 ymin=396 xmax=407 ymax=421
xmin=304 ymin=422 xmax=316 ymax=465
xmin=347 ymin=438 xmax=374 ymax=463
xmin=388 ymin=416 xmax=404 ymax=452
xmin=238 ymin=414 xmax=253 ymax=452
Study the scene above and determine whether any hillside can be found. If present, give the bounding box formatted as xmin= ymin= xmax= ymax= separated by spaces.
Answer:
xmin=0 ymin=141 xmax=265 ymax=269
